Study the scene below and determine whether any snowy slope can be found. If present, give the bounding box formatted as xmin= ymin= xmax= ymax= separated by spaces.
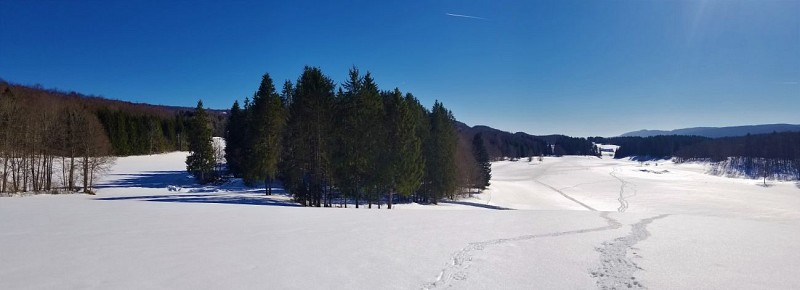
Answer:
xmin=1 ymin=152 xmax=799 ymax=289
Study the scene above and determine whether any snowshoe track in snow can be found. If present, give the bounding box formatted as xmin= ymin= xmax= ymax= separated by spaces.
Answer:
xmin=610 ymin=168 xmax=636 ymax=213
xmin=535 ymin=180 xmax=597 ymax=211
xmin=422 ymin=212 xmax=622 ymax=289
xmin=591 ymin=214 xmax=669 ymax=290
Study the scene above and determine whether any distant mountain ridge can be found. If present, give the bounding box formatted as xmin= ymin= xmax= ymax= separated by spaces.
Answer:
xmin=620 ymin=124 xmax=800 ymax=138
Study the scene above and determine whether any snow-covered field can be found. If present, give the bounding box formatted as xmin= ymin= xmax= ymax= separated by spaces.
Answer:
xmin=1 ymin=152 xmax=799 ymax=289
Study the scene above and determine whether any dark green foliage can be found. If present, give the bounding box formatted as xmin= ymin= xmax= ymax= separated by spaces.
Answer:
xmin=472 ymin=133 xmax=491 ymax=189
xmin=185 ymin=100 xmax=217 ymax=183
xmin=242 ymin=74 xmax=286 ymax=195
xmin=95 ymin=109 xmax=192 ymax=156
xmin=224 ymin=100 xmax=245 ymax=177
xmin=546 ymin=135 xmax=600 ymax=157
xmin=226 ymin=67 xmax=476 ymax=207
xmin=423 ymin=101 xmax=458 ymax=203
xmin=382 ymin=88 xmax=424 ymax=209
xmin=588 ymin=135 xmax=710 ymax=159
xmin=281 ymin=66 xmax=336 ymax=206
xmin=332 ymin=67 xmax=370 ymax=207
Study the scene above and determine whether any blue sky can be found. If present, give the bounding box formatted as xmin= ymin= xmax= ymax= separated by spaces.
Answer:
xmin=1 ymin=0 xmax=798 ymax=137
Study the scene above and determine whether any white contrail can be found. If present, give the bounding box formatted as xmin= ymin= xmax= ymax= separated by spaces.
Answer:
xmin=445 ymin=13 xmax=486 ymax=20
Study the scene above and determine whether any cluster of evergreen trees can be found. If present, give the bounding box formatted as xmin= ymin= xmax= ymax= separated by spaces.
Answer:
xmin=217 ymin=66 xmax=490 ymax=207
xmin=96 ymin=109 xmax=188 ymax=155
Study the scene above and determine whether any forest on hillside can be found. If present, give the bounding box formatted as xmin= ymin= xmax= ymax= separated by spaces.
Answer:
xmin=0 ymin=80 xmax=228 ymax=194
xmin=592 ymin=133 xmax=800 ymax=180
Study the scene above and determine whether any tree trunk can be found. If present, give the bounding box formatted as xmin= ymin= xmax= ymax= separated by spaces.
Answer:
xmin=45 ymin=155 xmax=52 ymax=191
xmin=388 ymin=191 xmax=393 ymax=209
xmin=2 ymin=157 xmax=7 ymax=192
xmin=68 ymin=155 xmax=75 ymax=191
xmin=83 ymin=155 xmax=89 ymax=193
xmin=265 ymin=176 xmax=271 ymax=195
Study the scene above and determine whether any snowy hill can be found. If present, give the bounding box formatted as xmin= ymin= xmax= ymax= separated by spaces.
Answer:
xmin=620 ymin=124 xmax=800 ymax=138
xmin=1 ymin=153 xmax=799 ymax=289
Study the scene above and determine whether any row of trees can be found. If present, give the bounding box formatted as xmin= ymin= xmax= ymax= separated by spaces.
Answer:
xmin=593 ymin=132 xmax=800 ymax=181
xmin=0 ymin=84 xmax=115 ymax=194
xmin=0 ymin=80 xmax=229 ymax=157
xmin=96 ymin=109 xmax=188 ymax=155
xmin=208 ymin=66 xmax=488 ymax=207
xmin=588 ymin=135 xmax=710 ymax=159
xmin=463 ymin=126 xmax=600 ymax=161
xmin=674 ymin=132 xmax=800 ymax=182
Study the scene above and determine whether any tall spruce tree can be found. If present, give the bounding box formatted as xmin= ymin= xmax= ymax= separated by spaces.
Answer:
xmin=472 ymin=132 xmax=491 ymax=189
xmin=282 ymin=66 xmax=336 ymax=206
xmin=243 ymin=73 xmax=286 ymax=195
xmin=358 ymin=72 xmax=385 ymax=208
xmin=383 ymin=88 xmax=424 ymax=209
xmin=331 ymin=68 xmax=362 ymax=207
xmin=406 ymin=93 xmax=431 ymax=202
xmin=224 ymin=100 xmax=245 ymax=177
xmin=331 ymin=67 xmax=385 ymax=208
xmin=186 ymin=100 xmax=216 ymax=183
xmin=424 ymin=101 xmax=458 ymax=203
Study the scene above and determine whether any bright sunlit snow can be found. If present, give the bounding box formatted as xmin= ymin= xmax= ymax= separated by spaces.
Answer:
xmin=1 ymin=152 xmax=799 ymax=289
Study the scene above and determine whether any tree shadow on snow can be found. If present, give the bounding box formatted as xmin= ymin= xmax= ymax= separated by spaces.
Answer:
xmin=95 ymin=192 xmax=301 ymax=207
xmin=96 ymin=171 xmax=194 ymax=189
xmin=95 ymin=170 xmax=299 ymax=207
xmin=439 ymin=200 xmax=514 ymax=210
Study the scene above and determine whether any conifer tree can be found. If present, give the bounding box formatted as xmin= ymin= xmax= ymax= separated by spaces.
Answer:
xmin=224 ymin=100 xmax=245 ymax=177
xmin=280 ymin=80 xmax=293 ymax=106
xmin=331 ymin=67 xmax=385 ymax=208
xmin=186 ymin=100 xmax=216 ymax=183
xmin=383 ymin=89 xmax=424 ymax=208
xmin=424 ymin=101 xmax=458 ymax=203
xmin=472 ymin=132 xmax=491 ymax=189
xmin=243 ymin=73 xmax=286 ymax=195
xmin=358 ymin=72 xmax=385 ymax=208
xmin=331 ymin=68 xmax=362 ymax=207
xmin=282 ymin=66 xmax=335 ymax=206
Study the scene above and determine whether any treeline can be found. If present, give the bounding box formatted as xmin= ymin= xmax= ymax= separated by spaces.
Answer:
xmin=0 ymin=83 xmax=114 ymax=194
xmin=593 ymin=132 xmax=800 ymax=181
xmin=0 ymin=80 xmax=228 ymax=157
xmin=588 ymin=135 xmax=710 ymax=159
xmin=461 ymin=125 xmax=600 ymax=160
xmin=196 ymin=66 xmax=492 ymax=207
xmin=96 ymin=109 xmax=188 ymax=155
xmin=673 ymin=132 xmax=800 ymax=162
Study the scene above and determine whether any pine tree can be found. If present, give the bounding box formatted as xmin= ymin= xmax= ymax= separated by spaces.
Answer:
xmin=358 ymin=72 xmax=385 ymax=208
xmin=331 ymin=68 xmax=362 ymax=207
xmin=243 ymin=73 xmax=286 ymax=195
xmin=472 ymin=132 xmax=491 ymax=189
xmin=185 ymin=100 xmax=216 ymax=184
xmin=280 ymin=80 xmax=293 ymax=106
xmin=424 ymin=101 xmax=458 ymax=203
xmin=283 ymin=66 xmax=336 ymax=206
xmin=330 ymin=67 xmax=385 ymax=208
xmin=383 ymin=88 xmax=424 ymax=208
xmin=406 ymin=93 xmax=430 ymax=202
xmin=224 ymin=100 xmax=245 ymax=177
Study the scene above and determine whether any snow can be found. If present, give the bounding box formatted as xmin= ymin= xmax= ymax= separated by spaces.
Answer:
xmin=1 ymin=152 xmax=799 ymax=289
